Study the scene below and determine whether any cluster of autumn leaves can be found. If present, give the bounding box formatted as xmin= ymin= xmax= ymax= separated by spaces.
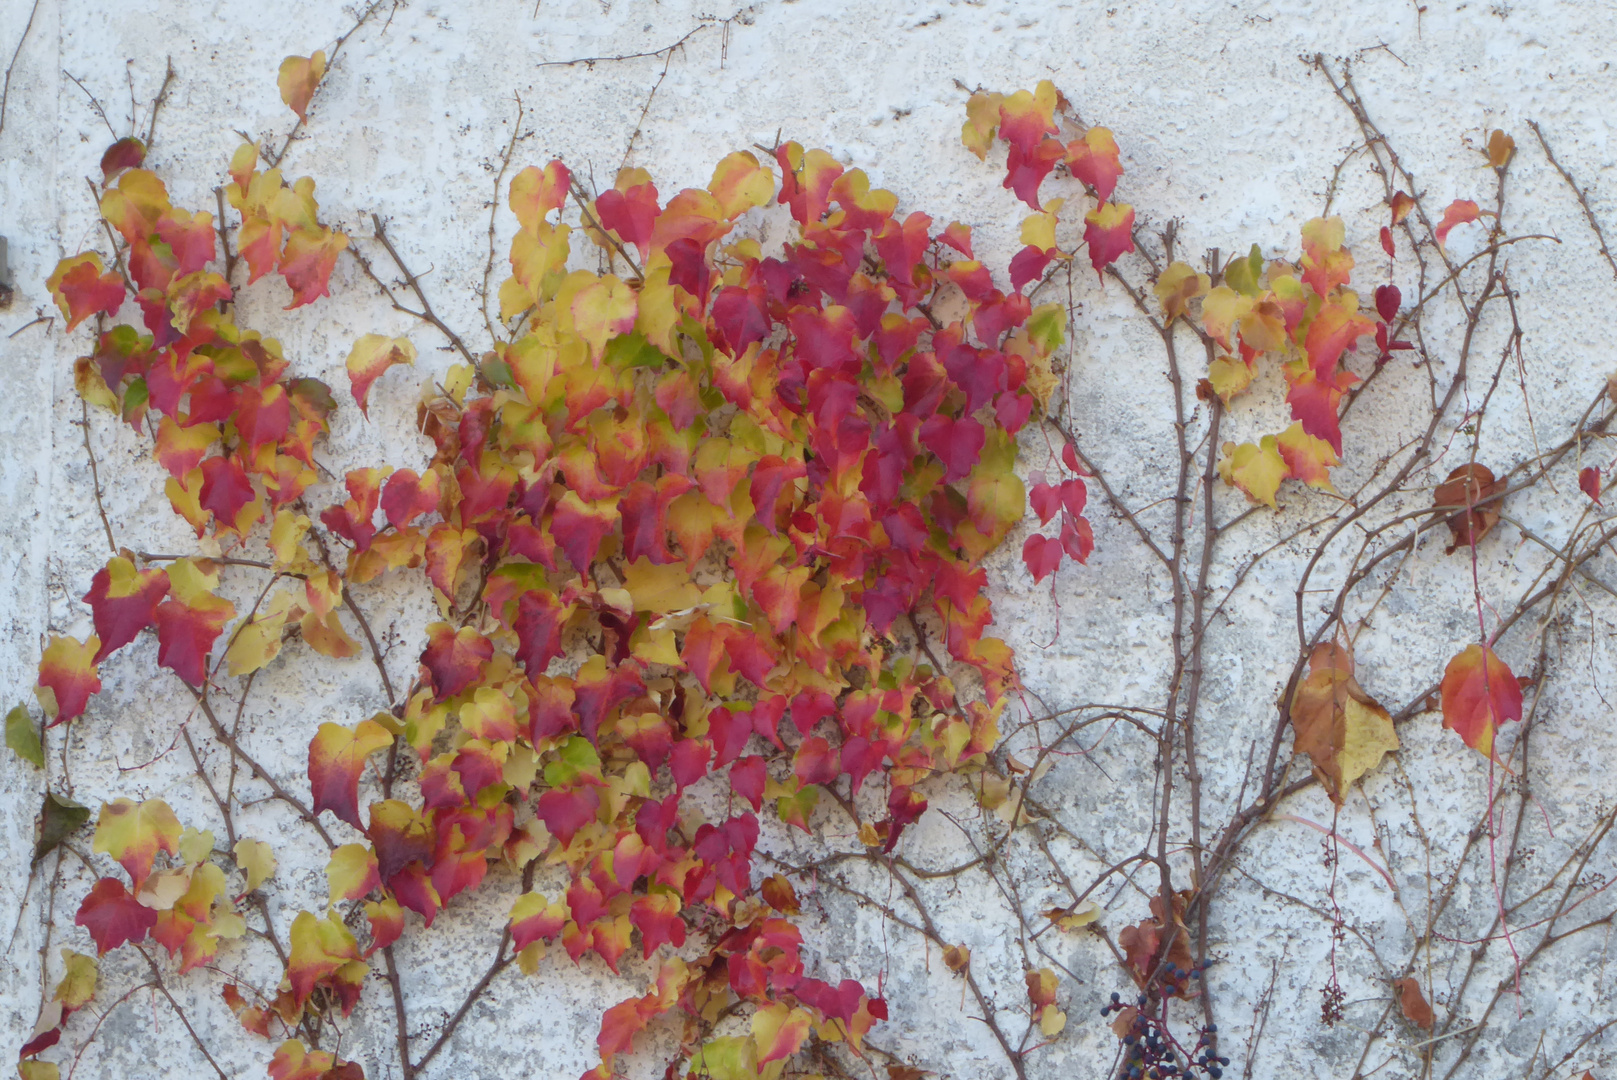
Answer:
xmin=19 ymin=67 xmax=1540 ymax=1080
xmin=25 ymin=65 xmax=1116 ymax=1080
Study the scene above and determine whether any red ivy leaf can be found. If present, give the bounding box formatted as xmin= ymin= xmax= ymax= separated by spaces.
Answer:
xmin=420 ymin=622 xmax=494 ymax=701
xmin=1580 ymin=466 xmax=1602 ymax=504
xmin=1083 ymin=202 xmax=1135 ymax=277
xmin=75 ymin=877 xmax=157 ymax=953
xmin=381 ymin=468 xmax=441 ymax=528
xmin=84 ymin=557 xmax=168 ymax=662
xmin=1435 ymin=199 xmax=1481 ymax=249
xmin=537 ymin=786 xmax=600 ymax=847
xmin=919 ymin=413 xmax=985 ymax=483
xmin=1022 ymin=534 xmax=1063 ymax=584
xmin=308 ymin=720 xmax=394 ymax=828
xmin=38 ymin=634 xmax=102 ymax=726
xmin=100 ymin=137 xmax=148 ymax=181
xmin=47 ymin=255 xmax=126 ymax=331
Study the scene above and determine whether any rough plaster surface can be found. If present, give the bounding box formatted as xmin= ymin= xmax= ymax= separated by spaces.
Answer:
xmin=2 ymin=1 xmax=1616 ymax=1078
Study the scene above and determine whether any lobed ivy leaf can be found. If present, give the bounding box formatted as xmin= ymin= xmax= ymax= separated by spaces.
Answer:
xmin=8 ymin=702 xmax=44 ymax=767
xmin=75 ymin=877 xmax=157 ymax=953
xmin=34 ymin=792 xmax=91 ymax=864
xmin=1440 ymin=644 xmax=1523 ymax=760
xmin=277 ymin=51 xmax=327 ymax=121
xmin=37 ymin=634 xmax=102 ymax=726
xmin=308 ymin=719 xmax=395 ymax=829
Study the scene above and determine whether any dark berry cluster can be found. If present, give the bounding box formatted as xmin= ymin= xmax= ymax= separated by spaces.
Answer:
xmin=1099 ymin=965 xmax=1230 ymax=1079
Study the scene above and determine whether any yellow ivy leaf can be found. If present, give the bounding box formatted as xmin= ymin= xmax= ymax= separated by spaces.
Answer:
xmin=53 ymin=950 xmax=98 ymax=1009
xmin=1154 ymin=261 xmax=1209 ymax=323
xmin=1217 ymin=437 xmax=1286 ymax=508
xmin=277 ymin=51 xmax=328 ymax=121
xmin=326 ymin=843 xmax=380 ymax=904
xmin=570 ymin=275 xmax=638 ymax=362
xmin=622 ymin=558 xmax=702 ymax=614
xmin=178 ymin=826 xmax=215 ymax=865
xmin=233 ymin=837 xmax=277 ymax=894
xmin=1206 ymin=355 xmax=1254 ymax=404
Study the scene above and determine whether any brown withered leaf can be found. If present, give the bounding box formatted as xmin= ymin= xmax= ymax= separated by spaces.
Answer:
xmin=1290 ymin=642 xmax=1399 ymax=804
xmin=1118 ymin=891 xmax=1196 ymax=995
xmin=1434 ymin=463 xmax=1503 ymax=554
xmin=942 ymin=944 xmax=971 ymax=973
xmin=1486 ymin=129 xmax=1515 ymax=169
xmin=1393 ymin=977 xmax=1434 ymax=1030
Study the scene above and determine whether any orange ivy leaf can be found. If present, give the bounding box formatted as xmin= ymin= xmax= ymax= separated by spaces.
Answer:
xmin=1434 ymin=463 xmax=1503 ymax=553
xmin=708 ymin=151 xmax=775 ymax=219
xmin=1435 ymin=199 xmax=1481 ymax=248
xmin=279 ymin=226 xmax=348 ymax=308
xmin=38 ymin=633 xmax=102 ymax=726
xmin=1389 ymin=190 xmax=1415 ymax=226
xmin=277 ymin=51 xmax=328 ymax=121
xmin=1276 ymin=422 xmax=1339 ymax=492
xmin=47 ymin=254 xmax=125 ymax=331
xmin=344 ymin=334 xmax=416 ymax=417
xmin=1440 ymin=644 xmax=1523 ymax=759
xmin=997 ymin=81 xmax=1060 ymax=156
xmin=1065 ymin=126 xmax=1123 ymax=201
xmin=286 ymin=910 xmax=363 ymax=1009
xmin=1393 ymin=977 xmax=1434 ymax=1030
xmin=510 ymin=891 xmax=569 ymax=949
xmin=308 ymin=719 xmax=394 ymax=828
xmin=753 ymin=1002 xmax=812 ymax=1064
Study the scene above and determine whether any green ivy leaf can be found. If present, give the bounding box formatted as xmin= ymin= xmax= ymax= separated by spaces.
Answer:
xmin=35 ymin=792 xmax=91 ymax=863
xmin=7 ymin=702 xmax=44 ymax=768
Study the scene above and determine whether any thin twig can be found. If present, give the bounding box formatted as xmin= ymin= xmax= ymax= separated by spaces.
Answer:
xmin=1527 ymin=118 xmax=1617 ymax=282
xmin=0 ymin=0 xmax=41 ymax=138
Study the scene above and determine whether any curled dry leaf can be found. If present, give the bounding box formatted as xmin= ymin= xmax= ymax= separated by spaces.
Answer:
xmin=1393 ymin=977 xmax=1434 ymax=1030
xmin=942 ymin=944 xmax=970 ymax=972
xmin=1289 ymin=641 xmax=1399 ymax=804
xmin=1486 ymin=129 xmax=1515 ymax=169
xmin=1044 ymin=901 xmax=1101 ymax=931
xmin=1434 ymin=463 xmax=1503 ymax=554
xmin=1118 ymin=891 xmax=1196 ymax=995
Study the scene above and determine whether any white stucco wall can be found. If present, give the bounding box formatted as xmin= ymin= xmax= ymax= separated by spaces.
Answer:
xmin=2 ymin=2 xmax=1616 ymax=1079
